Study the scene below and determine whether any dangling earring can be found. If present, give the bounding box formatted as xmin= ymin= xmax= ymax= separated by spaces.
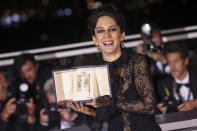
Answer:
xmin=97 ymin=46 xmax=101 ymax=52
xmin=121 ymin=41 xmax=125 ymax=48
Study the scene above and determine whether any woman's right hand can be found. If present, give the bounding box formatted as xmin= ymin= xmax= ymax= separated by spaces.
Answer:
xmin=66 ymin=101 xmax=96 ymax=117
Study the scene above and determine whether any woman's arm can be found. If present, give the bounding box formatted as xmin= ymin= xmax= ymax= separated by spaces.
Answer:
xmin=116 ymin=54 xmax=156 ymax=114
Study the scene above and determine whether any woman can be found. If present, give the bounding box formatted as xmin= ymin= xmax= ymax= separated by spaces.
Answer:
xmin=65 ymin=4 xmax=161 ymax=131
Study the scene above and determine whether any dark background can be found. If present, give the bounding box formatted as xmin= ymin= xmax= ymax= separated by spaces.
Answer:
xmin=0 ymin=0 xmax=196 ymax=53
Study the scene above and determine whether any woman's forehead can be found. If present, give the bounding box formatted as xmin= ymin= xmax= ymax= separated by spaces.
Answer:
xmin=96 ymin=16 xmax=116 ymax=26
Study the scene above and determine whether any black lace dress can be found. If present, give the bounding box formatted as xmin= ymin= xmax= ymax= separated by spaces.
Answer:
xmin=86 ymin=48 xmax=161 ymax=131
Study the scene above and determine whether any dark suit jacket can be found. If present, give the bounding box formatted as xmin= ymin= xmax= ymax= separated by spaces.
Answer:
xmin=157 ymin=67 xmax=197 ymax=112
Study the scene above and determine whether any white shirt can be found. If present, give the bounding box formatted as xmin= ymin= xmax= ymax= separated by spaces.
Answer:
xmin=173 ymin=72 xmax=194 ymax=101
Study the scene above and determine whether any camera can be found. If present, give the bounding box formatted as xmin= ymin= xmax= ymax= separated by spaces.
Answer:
xmin=15 ymin=82 xmax=35 ymax=121
xmin=141 ymin=23 xmax=161 ymax=52
xmin=44 ymin=103 xmax=60 ymax=129
xmin=162 ymin=98 xmax=182 ymax=113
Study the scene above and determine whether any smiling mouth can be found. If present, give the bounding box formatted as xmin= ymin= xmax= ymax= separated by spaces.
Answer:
xmin=103 ymin=41 xmax=113 ymax=46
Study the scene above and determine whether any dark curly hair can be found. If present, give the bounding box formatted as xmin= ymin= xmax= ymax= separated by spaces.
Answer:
xmin=87 ymin=4 xmax=125 ymax=36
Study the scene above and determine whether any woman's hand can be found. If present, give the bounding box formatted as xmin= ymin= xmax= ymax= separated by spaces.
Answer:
xmin=66 ymin=101 xmax=96 ymax=117
xmin=85 ymin=99 xmax=98 ymax=108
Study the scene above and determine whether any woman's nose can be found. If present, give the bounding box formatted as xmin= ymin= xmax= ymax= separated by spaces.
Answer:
xmin=104 ymin=30 xmax=111 ymax=37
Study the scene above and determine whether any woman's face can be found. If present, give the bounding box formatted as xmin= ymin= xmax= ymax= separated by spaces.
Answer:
xmin=92 ymin=16 xmax=125 ymax=56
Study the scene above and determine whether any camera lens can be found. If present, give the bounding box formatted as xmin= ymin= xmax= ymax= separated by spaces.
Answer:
xmin=143 ymin=41 xmax=155 ymax=52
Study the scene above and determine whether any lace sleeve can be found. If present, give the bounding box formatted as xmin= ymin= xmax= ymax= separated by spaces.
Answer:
xmin=116 ymin=54 xmax=156 ymax=114
xmin=95 ymin=95 xmax=113 ymax=107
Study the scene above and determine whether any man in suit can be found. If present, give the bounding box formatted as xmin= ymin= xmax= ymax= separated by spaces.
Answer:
xmin=13 ymin=54 xmax=51 ymax=109
xmin=157 ymin=43 xmax=197 ymax=113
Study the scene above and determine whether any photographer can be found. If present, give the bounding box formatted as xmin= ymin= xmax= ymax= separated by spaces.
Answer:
xmin=157 ymin=44 xmax=197 ymax=114
xmin=136 ymin=23 xmax=170 ymax=77
xmin=0 ymin=72 xmax=36 ymax=131
xmin=39 ymin=79 xmax=82 ymax=130
xmin=13 ymin=54 xmax=50 ymax=111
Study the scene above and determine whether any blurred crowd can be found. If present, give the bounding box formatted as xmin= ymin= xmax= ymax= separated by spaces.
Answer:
xmin=0 ymin=54 xmax=84 ymax=131
xmin=1 ymin=23 xmax=197 ymax=131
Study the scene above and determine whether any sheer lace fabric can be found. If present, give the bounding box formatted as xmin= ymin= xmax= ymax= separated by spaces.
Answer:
xmin=95 ymin=51 xmax=156 ymax=130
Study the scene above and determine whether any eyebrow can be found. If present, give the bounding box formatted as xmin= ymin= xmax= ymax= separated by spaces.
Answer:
xmin=95 ymin=25 xmax=118 ymax=29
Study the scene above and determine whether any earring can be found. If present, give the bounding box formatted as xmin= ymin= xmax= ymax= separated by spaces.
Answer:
xmin=121 ymin=42 xmax=125 ymax=48
xmin=97 ymin=46 xmax=101 ymax=52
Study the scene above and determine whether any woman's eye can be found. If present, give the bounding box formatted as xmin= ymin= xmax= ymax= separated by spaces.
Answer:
xmin=97 ymin=29 xmax=104 ymax=33
xmin=109 ymin=28 xmax=116 ymax=32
